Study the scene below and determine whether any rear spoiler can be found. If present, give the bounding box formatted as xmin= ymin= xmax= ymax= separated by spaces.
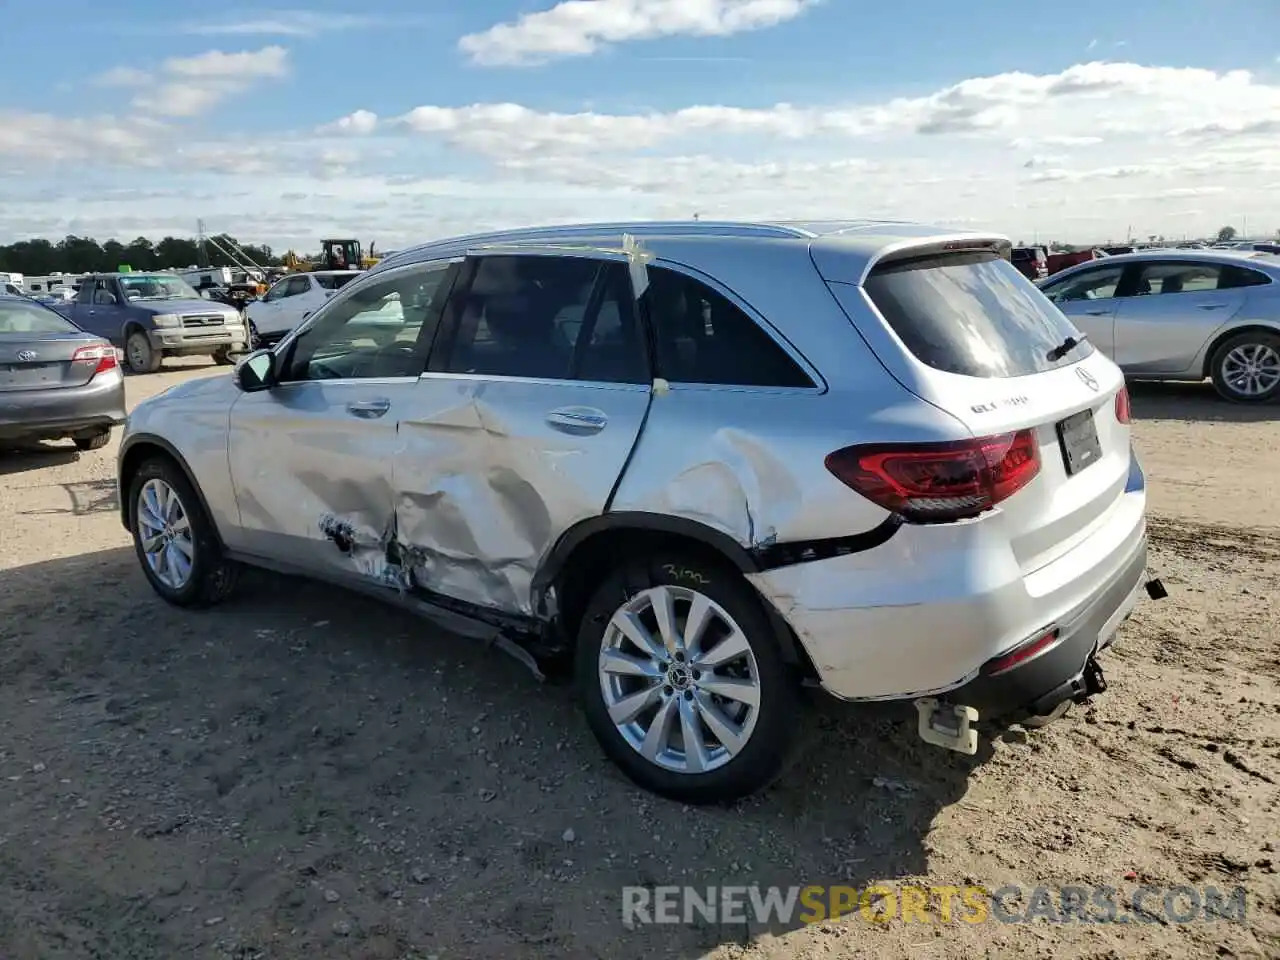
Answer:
xmin=859 ymin=236 xmax=1012 ymax=285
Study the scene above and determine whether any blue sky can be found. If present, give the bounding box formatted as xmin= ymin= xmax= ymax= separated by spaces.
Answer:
xmin=2 ymin=0 xmax=1279 ymax=249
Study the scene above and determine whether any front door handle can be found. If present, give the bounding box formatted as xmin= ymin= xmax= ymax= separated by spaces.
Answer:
xmin=1084 ymin=309 xmax=1109 ymax=315
xmin=346 ymin=398 xmax=390 ymax=419
xmin=1198 ymin=303 xmax=1226 ymax=310
xmin=546 ymin=406 xmax=608 ymax=434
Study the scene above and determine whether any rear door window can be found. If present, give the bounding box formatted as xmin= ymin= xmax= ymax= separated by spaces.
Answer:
xmin=859 ymin=251 xmax=1094 ymax=378
xmin=1130 ymin=262 xmax=1223 ymax=295
xmin=315 ymin=273 xmax=359 ymax=291
xmin=641 ymin=266 xmax=813 ymax=387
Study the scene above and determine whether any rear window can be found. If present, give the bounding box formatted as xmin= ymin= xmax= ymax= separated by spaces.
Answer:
xmin=0 ymin=300 xmax=78 ymax=335
xmin=315 ymin=274 xmax=359 ymax=291
xmin=1012 ymin=247 xmax=1046 ymax=263
xmin=860 ymin=251 xmax=1094 ymax=378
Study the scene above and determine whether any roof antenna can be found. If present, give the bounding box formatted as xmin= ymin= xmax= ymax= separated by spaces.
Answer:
xmin=692 ymin=212 xmax=700 ymax=220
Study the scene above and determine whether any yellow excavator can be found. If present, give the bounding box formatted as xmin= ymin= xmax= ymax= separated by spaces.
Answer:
xmin=282 ymin=239 xmax=381 ymax=273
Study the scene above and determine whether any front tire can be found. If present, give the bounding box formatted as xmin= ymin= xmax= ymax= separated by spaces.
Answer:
xmin=1210 ymin=331 xmax=1280 ymax=402
xmin=212 ymin=346 xmax=235 ymax=366
xmin=574 ymin=552 xmax=799 ymax=803
xmin=124 ymin=331 xmax=162 ymax=374
xmin=127 ymin=456 xmax=240 ymax=608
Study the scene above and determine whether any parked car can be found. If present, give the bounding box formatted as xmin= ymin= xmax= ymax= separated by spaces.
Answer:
xmin=244 ymin=270 xmax=362 ymax=347
xmin=117 ymin=220 xmax=1154 ymax=802
xmin=1011 ymin=245 xmax=1049 ymax=281
xmin=1047 ymin=249 xmax=1104 ymax=276
xmin=1038 ymin=249 xmax=1280 ymax=402
xmin=0 ymin=293 xmax=126 ymax=450
xmin=52 ymin=272 xmax=248 ymax=374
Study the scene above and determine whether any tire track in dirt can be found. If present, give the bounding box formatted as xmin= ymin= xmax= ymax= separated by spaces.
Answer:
xmin=1148 ymin=514 xmax=1280 ymax=565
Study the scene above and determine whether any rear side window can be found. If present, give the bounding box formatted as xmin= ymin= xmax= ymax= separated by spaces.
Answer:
xmin=0 ymin=301 xmax=79 ymax=334
xmin=1220 ymin=265 xmax=1272 ymax=289
xmin=641 ymin=267 xmax=813 ymax=387
xmin=860 ymin=251 xmax=1094 ymax=378
xmin=315 ymin=273 xmax=358 ymax=291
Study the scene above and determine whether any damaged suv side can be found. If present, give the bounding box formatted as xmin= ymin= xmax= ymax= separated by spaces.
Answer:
xmin=118 ymin=220 xmax=1158 ymax=803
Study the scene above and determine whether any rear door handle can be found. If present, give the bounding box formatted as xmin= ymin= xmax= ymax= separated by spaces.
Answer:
xmin=1084 ymin=309 xmax=1109 ymax=315
xmin=346 ymin=398 xmax=390 ymax=419
xmin=546 ymin=406 xmax=608 ymax=434
xmin=1198 ymin=303 xmax=1226 ymax=310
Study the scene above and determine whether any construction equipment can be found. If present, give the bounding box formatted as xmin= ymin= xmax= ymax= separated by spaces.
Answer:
xmin=319 ymin=239 xmax=380 ymax=271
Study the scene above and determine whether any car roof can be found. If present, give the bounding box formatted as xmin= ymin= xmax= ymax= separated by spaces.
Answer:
xmin=372 ymin=218 xmax=1010 ymax=277
xmin=308 ymin=270 xmax=362 ymax=276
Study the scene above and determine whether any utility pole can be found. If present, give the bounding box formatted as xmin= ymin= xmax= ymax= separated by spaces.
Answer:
xmin=197 ymin=219 xmax=209 ymax=268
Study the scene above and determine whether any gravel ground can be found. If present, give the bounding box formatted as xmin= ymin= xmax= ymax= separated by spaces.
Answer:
xmin=1 ymin=360 xmax=1277 ymax=959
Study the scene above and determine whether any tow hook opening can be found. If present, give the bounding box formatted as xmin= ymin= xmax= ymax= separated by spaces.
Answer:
xmin=913 ymin=697 xmax=979 ymax=756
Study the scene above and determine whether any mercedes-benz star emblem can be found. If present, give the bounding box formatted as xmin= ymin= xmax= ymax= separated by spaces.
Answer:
xmin=16 ymin=350 xmax=37 ymax=362
xmin=1076 ymin=367 xmax=1098 ymax=391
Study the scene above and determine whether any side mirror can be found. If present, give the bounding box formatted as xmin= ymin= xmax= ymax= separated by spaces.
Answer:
xmin=236 ymin=348 xmax=277 ymax=392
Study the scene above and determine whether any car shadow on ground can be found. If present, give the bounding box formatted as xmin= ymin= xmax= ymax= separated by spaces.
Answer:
xmin=0 ymin=443 xmax=81 ymax=476
xmin=1128 ymin=379 xmax=1278 ymax=423
xmin=0 ymin=547 xmax=998 ymax=959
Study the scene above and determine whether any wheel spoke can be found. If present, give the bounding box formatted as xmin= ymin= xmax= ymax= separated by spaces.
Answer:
xmin=170 ymin=514 xmax=190 ymax=534
xmin=640 ymin=696 xmax=679 ymax=761
xmin=649 ymin=587 xmax=681 ymax=656
xmin=679 ymin=697 xmax=708 ymax=773
xmin=683 ymin=593 xmax=715 ymax=658
xmin=693 ymin=691 xmax=747 ymax=756
xmin=142 ymin=534 xmax=165 ymax=554
xmin=170 ymin=536 xmax=194 ymax=560
xmin=610 ymin=610 xmax=665 ymax=661
xmin=600 ymin=649 xmax=662 ymax=679
xmin=694 ymin=627 xmax=750 ymax=669
xmin=697 ymin=675 xmax=760 ymax=708
xmin=607 ymin=683 xmax=661 ymax=726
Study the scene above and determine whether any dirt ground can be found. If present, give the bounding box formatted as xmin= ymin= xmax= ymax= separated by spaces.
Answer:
xmin=1 ymin=361 xmax=1277 ymax=959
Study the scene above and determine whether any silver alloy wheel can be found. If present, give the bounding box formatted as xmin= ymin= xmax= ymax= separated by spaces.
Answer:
xmin=137 ymin=478 xmax=195 ymax=590
xmin=1221 ymin=342 xmax=1280 ymax=397
xmin=598 ymin=585 xmax=761 ymax=775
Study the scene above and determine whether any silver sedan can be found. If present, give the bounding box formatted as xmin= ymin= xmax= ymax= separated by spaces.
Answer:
xmin=1038 ymin=250 xmax=1280 ymax=402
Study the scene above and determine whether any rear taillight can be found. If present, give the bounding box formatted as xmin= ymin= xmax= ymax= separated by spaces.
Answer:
xmin=71 ymin=344 xmax=118 ymax=377
xmin=825 ymin=430 xmax=1041 ymax=523
xmin=1114 ymin=385 xmax=1131 ymax=424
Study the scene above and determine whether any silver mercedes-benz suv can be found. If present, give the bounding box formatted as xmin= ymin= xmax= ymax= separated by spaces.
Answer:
xmin=117 ymin=220 xmax=1159 ymax=803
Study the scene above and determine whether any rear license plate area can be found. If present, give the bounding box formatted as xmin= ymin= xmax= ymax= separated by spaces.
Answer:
xmin=0 ymin=364 xmax=57 ymax=388
xmin=1056 ymin=408 xmax=1102 ymax=475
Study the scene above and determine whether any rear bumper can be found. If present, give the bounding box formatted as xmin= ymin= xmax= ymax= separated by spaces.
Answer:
xmin=748 ymin=448 xmax=1149 ymax=710
xmin=0 ymin=371 xmax=127 ymax=439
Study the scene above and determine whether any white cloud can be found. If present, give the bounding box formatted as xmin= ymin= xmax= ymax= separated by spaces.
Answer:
xmin=459 ymin=0 xmax=819 ymax=66
xmin=97 ymin=66 xmax=151 ymax=87
xmin=5 ymin=60 xmax=1280 ymax=248
xmin=121 ymin=46 xmax=290 ymax=118
xmin=174 ymin=11 xmax=401 ymax=37
xmin=162 ymin=45 xmax=289 ymax=79
xmin=319 ymin=109 xmax=379 ymax=135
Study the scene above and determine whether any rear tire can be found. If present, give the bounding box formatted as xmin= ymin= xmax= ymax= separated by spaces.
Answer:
xmin=124 ymin=330 xmax=162 ymax=374
xmin=574 ymin=552 xmax=799 ymax=803
xmin=73 ymin=429 xmax=112 ymax=452
xmin=127 ymin=456 xmax=240 ymax=608
xmin=1210 ymin=331 xmax=1280 ymax=402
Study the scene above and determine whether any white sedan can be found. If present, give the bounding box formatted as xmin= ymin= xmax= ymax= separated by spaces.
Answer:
xmin=244 ymin=270 xmax=362 ymax=345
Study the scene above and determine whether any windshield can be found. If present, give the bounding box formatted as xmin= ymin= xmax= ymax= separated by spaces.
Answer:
xmin=118 ymin=274 xmax=200 ymax=301
xmin=0 ymin=300 xmax=80 ymax=335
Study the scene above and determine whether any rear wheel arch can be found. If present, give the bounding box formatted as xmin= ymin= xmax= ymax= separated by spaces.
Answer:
xmin=1201 ymin=323 xmax=1280 ymax=378
xmin=535 ymin=513 xmax=818 ymax=680
xmin=118 ymin=436 xmax=224 ymax=547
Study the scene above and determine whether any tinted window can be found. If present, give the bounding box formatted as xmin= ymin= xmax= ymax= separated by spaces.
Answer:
xmin=1042 ymin=265 xmax=1125 ymax=303
xmin=315 ymin=273 xmax=359 ymax=291
xmin=641 ymin=267 xmax=812 ymax=387
xmin=1133 ymin=262 xmax=1221 ymax=295
xmin=1220 ymin=265 xmax=1272 ymax=289
xmin=0 ymin=301 xmax=78 ymax=334
xmin=860 ymin=251 xmax=1094 ymax=378
xmin=283 ymin=277 xmax=312 ymax=297
xmin=281 ymin=262 xmax=454 ymax=382
xmin=444 ymin=256 xmax=647 ymax=384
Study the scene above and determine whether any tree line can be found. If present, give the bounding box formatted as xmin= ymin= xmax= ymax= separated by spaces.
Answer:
xmin=0 ymin=234 xmax=285 ymax=277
